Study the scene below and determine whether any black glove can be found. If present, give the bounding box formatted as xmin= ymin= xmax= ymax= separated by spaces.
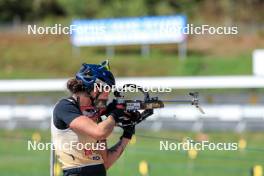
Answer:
xmin=115 ymin=110 xmax=141 ymax=127
xmin=106 ymin=100 xmax=117 ymax=115
xmin=126 ymin=110 xmax=141 ymax=121
xmin=109 ymin=109 xmax=125 ymax=123
xmin=120 ymin=124 xmax=135 ymax=140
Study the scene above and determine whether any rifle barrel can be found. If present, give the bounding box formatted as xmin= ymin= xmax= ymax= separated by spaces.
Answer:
xmin=162 ymin=100 xmax=192 ymax=103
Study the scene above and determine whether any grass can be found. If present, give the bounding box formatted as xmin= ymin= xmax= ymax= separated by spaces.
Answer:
xmin=0 ymin=32 xmax=255 ymax=79
xmin=0 ymin=129 xmax=263 ymax=176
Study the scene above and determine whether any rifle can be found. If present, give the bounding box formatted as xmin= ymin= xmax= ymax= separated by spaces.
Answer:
xmin=112 ymin=84 xmax=205 ymax=127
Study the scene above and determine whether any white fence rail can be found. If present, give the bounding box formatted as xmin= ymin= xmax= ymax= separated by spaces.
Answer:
xmin=0 ymin=104 xmax=264 ymax=130
xmin=1 ymin=76 xmax=264 ymax=92
xmin=1 ymin=76 xmax=264 ymax=130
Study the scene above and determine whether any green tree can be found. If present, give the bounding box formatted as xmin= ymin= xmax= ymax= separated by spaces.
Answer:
xmin=0 ymin=0 xmax=32 ymax=22
xmin=57 ymin=0 xmax=101 ymax=18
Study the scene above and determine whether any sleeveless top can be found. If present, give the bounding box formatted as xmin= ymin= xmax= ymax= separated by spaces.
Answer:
xmin=51 ymin=97 xmax=104 ymax=170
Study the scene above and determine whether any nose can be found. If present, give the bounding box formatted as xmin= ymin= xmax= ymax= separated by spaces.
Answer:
xmin=98 ymin=91 xmax=109 ymax=100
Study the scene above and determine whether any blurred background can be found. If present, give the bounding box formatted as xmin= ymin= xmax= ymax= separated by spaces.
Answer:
xmin=0 ymin=0 xmax=263 ymax=176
